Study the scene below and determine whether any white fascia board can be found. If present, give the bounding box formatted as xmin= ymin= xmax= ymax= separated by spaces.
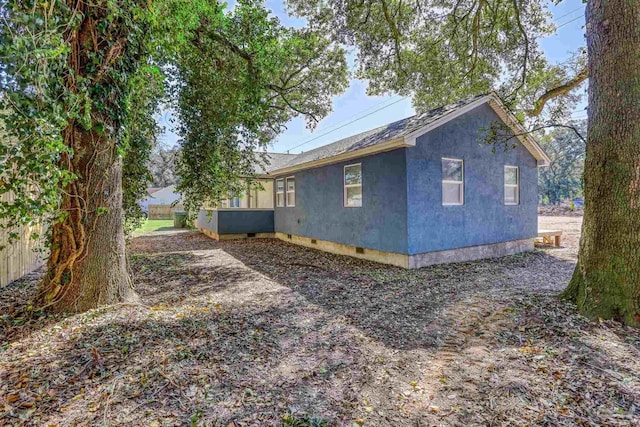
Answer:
xmin=402 ymin=95 xmax=494 ymax=146
xmin=402 ymin=93 xmax=551 ymax=167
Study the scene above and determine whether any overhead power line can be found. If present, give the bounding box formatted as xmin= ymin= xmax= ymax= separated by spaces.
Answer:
xmin=286 ymin=96 xmax=409 ymax=153
xmin=283 ymin=7 xmax=584 ymax=154
xmin=556 ymin=15 xmax=584 ymax=29
xmin=553 ymin=6 xmax=585 ymax=22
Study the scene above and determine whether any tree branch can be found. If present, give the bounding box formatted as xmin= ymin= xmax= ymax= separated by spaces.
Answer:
xmin=528 ymin=67 xmax=588 ymax=116
xmin=380 ymin=0 xmax=407 ymax=76
xmin=208 ymin=32 xmax=256 ymax=76
xmin=268 ymin=84 xmax=319 ymax=123
xmin=510 ymin=0 xmax=529 ymax=96
xmin=491 ymin=121 xmax=586 ymax=145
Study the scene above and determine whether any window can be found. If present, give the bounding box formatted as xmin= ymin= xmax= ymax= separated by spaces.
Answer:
xmin=344 ymin=163 xmax=362 ymax=207
xmin=286 ymin=176 xmax=295 ymax=207
xmin=504 ymin=166 xmax=519 ymax=205
xmin=276 ymin=179 xmax=285 ymax=207
xmin=442 ymin=158 xmax=464 ymax=205
xmin=229 ymin=197 xmax=241 ymax=208
xmin=220 ymin=199 xmax=228 ymax=208
xmin=248 ymin=188 xmax=258 ymax=208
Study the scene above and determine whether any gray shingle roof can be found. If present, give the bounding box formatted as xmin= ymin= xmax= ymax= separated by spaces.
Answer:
xmin=254 ymin=152 xmax=298 ymax=174
xmin=271 ymin=94 xmax=488 ymax=171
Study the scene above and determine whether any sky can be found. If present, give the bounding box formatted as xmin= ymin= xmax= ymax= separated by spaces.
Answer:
xmin=156 ymin=0 xmax=587 ymax=154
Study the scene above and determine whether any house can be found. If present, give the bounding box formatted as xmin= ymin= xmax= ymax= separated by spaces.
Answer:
xmin=139 ymin=187 xmax=163 ymax=212
xmin=140 ymin=185 xmax=183 ymax=219
xmin=196 ymin=93 xmax=550 ymax=268
xmin=141 ymin=184 xmax=182 ymax=211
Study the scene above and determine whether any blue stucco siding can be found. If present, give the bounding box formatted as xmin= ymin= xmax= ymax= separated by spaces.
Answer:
xmin=197 ymin=210 xmax=219 ymax=234
xmin=405 ymin=103 xmax=538 ymax=255
xmin=273 ymin=149 xmax=408 ymax=254
xmin=218 ymin=210 xmax=274 ymax=234
xmin=197 ymin=209 xmax=274 ymax=234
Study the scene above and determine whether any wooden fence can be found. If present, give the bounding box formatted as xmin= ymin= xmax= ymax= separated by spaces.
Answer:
xmin=1 ymin=193 xmax=45 ymax=287
xmin=148 ymin=204 xmax=184 ymax=220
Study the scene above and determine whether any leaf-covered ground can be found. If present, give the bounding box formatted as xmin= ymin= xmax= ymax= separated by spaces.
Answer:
xmin=1 ymin=216 xmax=638 ymax=426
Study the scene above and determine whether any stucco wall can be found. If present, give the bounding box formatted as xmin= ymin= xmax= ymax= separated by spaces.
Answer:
xmin=197 ymin=209 xmax=274 ymax=234
xmin=273 ymin=149 xmax=408 ymax=254
xmin=218 ymin=210 xmax=274 ymax=234
xmin=197 ymin=210 xmax=219 ymax=234
xmin=405 ymin=103 xmax=538 ymax=255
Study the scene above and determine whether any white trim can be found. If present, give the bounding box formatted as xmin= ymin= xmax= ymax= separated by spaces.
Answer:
xmin=442 ymin=158 xmax=464 ymax=206
xmin=403 ymin=96 xmax=494 ymax=146
xmin=285 ymin=176 xmax=296 ymax=207
xmin=275 ymin=178 xmax=285 ymax=207
xmin=268 ymin=138 xmax=411 ymax=176
xmin=343 ymin=163 xmax=362 ymax=208
xmin=487 ymin=95 xmax=551 ymax=166
xmin=403 ymin=93 xmax=551 ymax=166
xmin=267 ymin=93 xmax=550 ymax=178
xmin=504 ymin=165 xmax=520 ymax=205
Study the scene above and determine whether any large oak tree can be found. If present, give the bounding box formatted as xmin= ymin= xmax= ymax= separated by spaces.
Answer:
xmin=286 ymin=0 xmax=639 ymax=326
xmin=0 ymin=0 xmax=347 ymax=313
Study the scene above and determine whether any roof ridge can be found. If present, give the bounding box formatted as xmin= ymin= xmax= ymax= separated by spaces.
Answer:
xmin=264 ymin=93 xmax=544 ymax=175
xmin=284 ymin=93 xmax=489 ymax=159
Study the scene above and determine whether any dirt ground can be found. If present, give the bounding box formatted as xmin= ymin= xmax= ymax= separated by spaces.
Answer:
xmin=1 ymin=216 xmax=638 ymax=426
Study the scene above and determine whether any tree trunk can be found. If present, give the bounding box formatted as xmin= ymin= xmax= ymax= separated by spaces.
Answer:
xmin=36 ymin=126 xmax=137 ymax=313
xmin=34 ymin=1 xmax=139 ymax=313
xmin=562 ymin=0 xmax=640 ymax=326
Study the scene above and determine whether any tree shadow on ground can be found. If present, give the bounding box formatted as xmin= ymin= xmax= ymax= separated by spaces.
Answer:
xmin=130 ymin=231 xmax=224 ymax=254
xmin=2 ymin=231 xmax=638 ymax=426
xmin=130 ymin=250 xmax=256 ymax=306
xmin=1 ymin=274 xmax=365 ymax=425
xmin=0 ymin=248 xmax=253 ymax=345
xmin=217 ymin=237 xmax=578 ymax=351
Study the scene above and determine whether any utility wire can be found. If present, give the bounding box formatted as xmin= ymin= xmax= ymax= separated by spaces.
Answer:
xmin=556 ymin=15 xmax=584 ymax=29
xmin=284 ymin=7 xmax=584 ymax=154
xmin=553 ymin=6 xmax=585 ymax=22
xmin=286 ymin=96 xmax=409 ymax=152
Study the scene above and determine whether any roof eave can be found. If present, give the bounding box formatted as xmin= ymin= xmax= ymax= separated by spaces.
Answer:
xmin=268 ymin=93 xmax=551 ymax=176
xmin=403 ymin=93 xmax=551 ymax=167
xmin=267 ymin=137 xmax=412 ymax=176
xmin=402 ymin=94 xmax=495 ymax=146
xmin=486 ymin=95 xmax=552 ymax=167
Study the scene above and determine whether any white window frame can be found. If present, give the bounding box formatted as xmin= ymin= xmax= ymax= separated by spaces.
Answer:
xmin=276 ymin=178 xmax=285 ymax=207
xmin=248 ymin=187 xmax=258 ymax=209
xmin=504 ymin=165 xmax=520 ymax=205
xmin=344 ymin=163 xmax=362 ymax=208
xmin=442 ymin=157 xmax=464 ymax=206
xmin=285 ymin=176 xmax=295 ymax=207
xmin=229 ymin=196 xmax=241 ymax=208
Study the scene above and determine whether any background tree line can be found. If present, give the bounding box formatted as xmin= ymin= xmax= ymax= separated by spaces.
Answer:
xmin=538 ymin=120 xmax=586 ymax=206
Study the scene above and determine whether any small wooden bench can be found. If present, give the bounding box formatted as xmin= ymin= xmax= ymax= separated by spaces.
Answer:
xmin=536 ymin=230 xmax=563 ymax=247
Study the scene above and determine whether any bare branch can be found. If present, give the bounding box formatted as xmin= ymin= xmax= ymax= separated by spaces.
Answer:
xmin=528 ymin=67 xmax=588 ymax=116
xmin=267 ymin=84 xmax=319 ymax=123
xmin=490 ymin=121 xmax=586 ymax=145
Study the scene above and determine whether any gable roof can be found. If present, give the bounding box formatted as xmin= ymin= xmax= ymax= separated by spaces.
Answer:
xmin=267 ymin=93 xmax=550 ymax=176
xmin=148 ymin=185 xmax=181 ymax=204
